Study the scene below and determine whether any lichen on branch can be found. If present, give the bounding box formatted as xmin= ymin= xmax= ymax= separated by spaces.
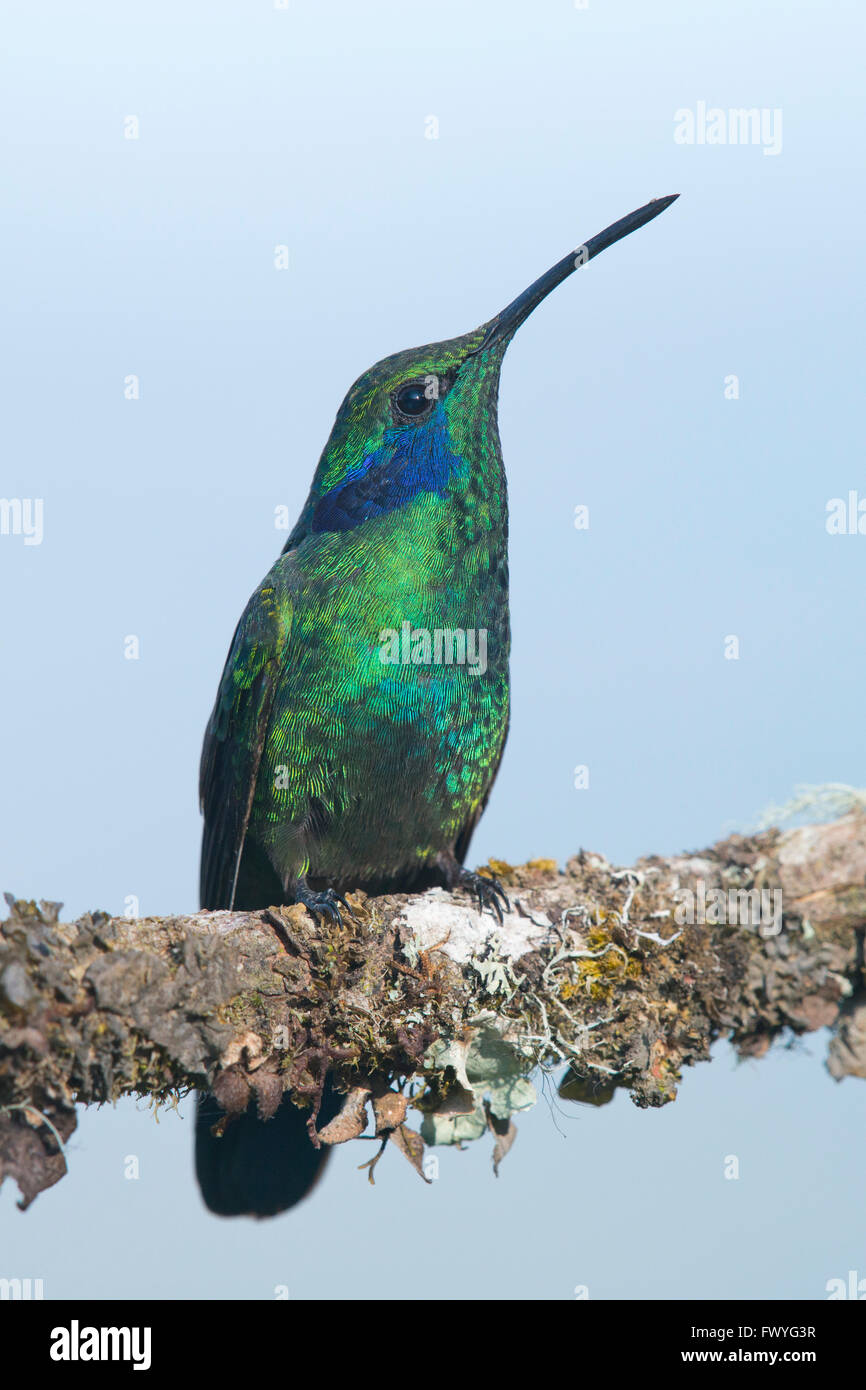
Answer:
xmin=2 ymin=812 xmax=865 ymax=1208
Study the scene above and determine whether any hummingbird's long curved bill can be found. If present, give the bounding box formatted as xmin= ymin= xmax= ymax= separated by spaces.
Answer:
xmin=479 ymin=194 xmax=679 ymax=348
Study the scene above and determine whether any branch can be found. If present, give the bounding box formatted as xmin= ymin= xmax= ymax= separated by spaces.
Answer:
xmin=2 ymin=812 xmax=865 ymax=1207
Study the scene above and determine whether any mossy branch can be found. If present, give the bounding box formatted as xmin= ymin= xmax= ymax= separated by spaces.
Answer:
xmin=2 ymin=812 xmax=865 ymax=1208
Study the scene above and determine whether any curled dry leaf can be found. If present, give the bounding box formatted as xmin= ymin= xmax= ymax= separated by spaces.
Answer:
xmin=318 ymin=1086 xmax=371 ymax=1145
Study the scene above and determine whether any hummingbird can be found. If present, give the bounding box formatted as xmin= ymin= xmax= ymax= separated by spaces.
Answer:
xmin=195 ymin=195 xmax=679 ymax=1217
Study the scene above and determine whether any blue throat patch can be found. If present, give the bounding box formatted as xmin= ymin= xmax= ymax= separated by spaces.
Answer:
xmin=311 ymin=407 xmax=464 ymax=534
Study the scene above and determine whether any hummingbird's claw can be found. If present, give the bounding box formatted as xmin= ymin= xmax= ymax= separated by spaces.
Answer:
xmin=293 ymin=883 xmax=352 ymax=928
xmin=458 ymin=868 xmax=510 ymax=923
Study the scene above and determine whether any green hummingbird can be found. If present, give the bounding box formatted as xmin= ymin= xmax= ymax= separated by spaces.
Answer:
xmin=195 ymin=196 xmax=679 ymax=1216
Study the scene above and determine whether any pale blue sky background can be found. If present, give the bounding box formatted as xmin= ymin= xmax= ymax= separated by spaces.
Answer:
xmin=1 ymin=0 xmax=864 ymax=1299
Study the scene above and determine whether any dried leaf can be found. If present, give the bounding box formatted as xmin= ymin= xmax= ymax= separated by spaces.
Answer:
xmin=389 ymin=1124 xmax=431 ymax=1183
xmin=372 ymin=1091 xmax=409 ymax=1133
xmin=318 ymin=1087 xmax=371 ymax=1145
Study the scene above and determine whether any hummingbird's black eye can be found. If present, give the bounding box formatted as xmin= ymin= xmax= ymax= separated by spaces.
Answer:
xmin=394 ymin=380 xmax=435 ymax=419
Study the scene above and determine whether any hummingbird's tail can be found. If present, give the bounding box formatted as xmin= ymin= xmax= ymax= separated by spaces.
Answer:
xmin=194 ymin=1083 xmax=341 ymax=1218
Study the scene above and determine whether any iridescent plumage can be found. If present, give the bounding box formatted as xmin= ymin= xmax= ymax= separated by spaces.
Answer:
xmin=200 ymin=327 xmax=511 ymax=911
xmin=196 ymin=197 xmax=679 ymax=1216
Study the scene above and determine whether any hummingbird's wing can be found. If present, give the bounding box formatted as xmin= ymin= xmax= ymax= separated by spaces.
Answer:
xmin=453 ymin=709 xmax=509 ymax=868
xmin=199 ymin=577 xmax=294 ymax=909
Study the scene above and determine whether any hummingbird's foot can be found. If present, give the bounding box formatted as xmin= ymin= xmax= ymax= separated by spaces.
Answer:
xmin=457 ymin=868 xmax=510 ymax=924
xmin=291 ymin=881 xmax=352 ymax=928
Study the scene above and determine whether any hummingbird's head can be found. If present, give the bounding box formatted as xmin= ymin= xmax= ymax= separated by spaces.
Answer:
xmin=286 ymin=196 xmax=678 ymax=545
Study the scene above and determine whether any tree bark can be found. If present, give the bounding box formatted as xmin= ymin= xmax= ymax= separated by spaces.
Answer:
xmin=2 ymin=813 xmax=865 ymax=1208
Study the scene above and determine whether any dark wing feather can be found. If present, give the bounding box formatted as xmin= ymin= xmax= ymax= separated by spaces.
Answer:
xmin=453 ymin=711 xmax=510 ymax=867
xmin=199 ymin=579 xmax=293 ymax=909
